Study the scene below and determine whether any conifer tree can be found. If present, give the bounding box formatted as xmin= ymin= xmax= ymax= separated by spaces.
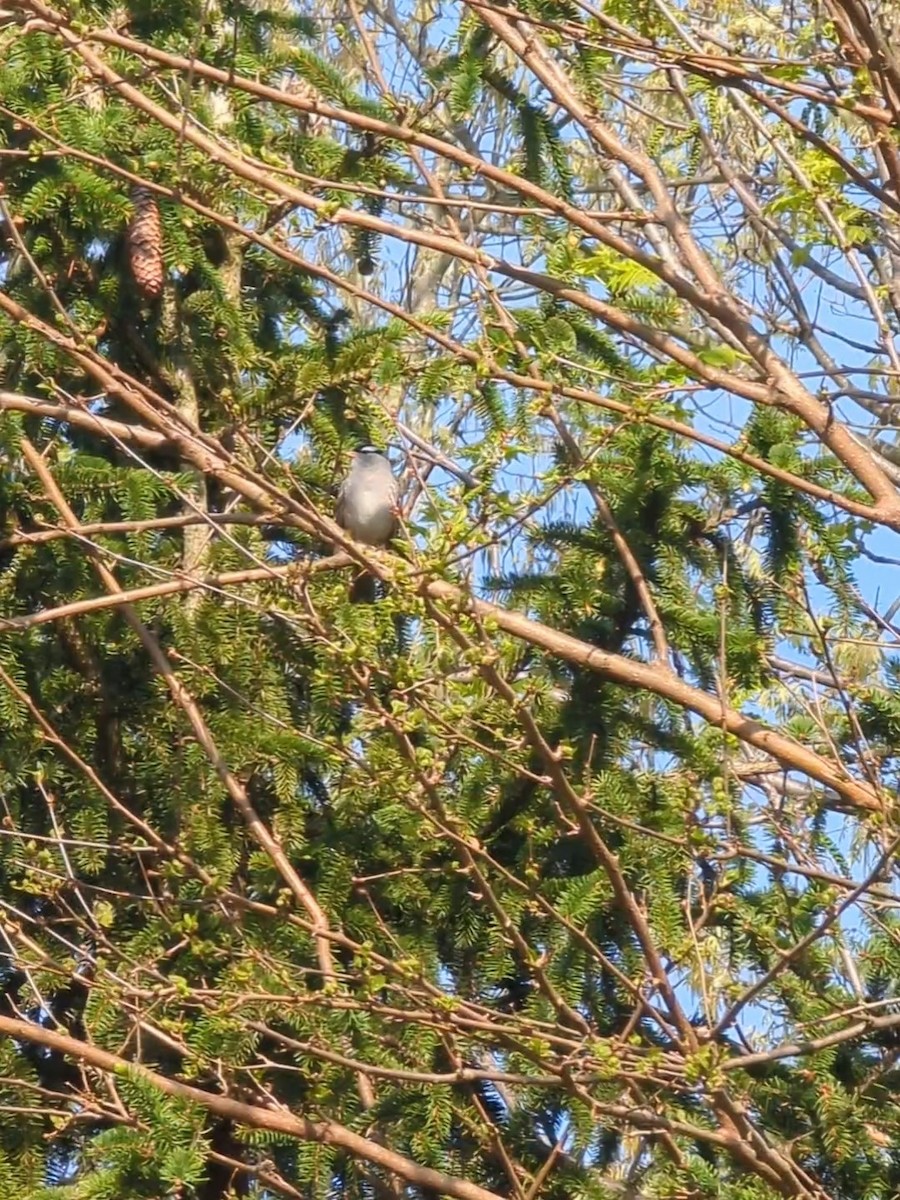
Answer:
xmin=2 ymin=0 xmax=900 ymax=1198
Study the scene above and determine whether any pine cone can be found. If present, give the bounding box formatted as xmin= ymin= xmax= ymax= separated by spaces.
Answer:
xmin=127 ymin=186 xmax=164 ymax=300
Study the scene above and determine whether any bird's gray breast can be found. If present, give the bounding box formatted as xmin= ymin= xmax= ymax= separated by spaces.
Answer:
xmin=340 ymin=465 xmax=397 ymax=545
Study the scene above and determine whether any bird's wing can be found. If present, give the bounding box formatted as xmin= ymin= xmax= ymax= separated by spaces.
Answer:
xmin=334 ymin=476 xmax=348 ymax=529
xmin=389 ymin=493 xmax=401 ymax=541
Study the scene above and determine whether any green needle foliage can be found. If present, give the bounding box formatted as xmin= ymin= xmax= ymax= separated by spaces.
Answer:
xmin=1 ymin=1 xmax=900 ymax=1198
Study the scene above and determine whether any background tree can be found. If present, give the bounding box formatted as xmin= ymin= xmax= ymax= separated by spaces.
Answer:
xmin=2 ymin=0 xmax=900 ymax=1197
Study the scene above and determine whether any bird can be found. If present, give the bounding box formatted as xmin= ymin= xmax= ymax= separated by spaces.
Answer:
xmin=335 ymin=445 xmax=399 ymax=601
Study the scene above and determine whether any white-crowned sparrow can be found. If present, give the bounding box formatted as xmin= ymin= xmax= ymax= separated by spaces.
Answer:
xmin=335 ymin=445 xmax=399 ymax=601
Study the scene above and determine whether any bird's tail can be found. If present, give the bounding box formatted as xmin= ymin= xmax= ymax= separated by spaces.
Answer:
xmin=349 ymin=570 xmax=378 ymax=603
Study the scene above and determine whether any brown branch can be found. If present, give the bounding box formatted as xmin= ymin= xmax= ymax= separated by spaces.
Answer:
xmin=0 ymin=111 xmax=889 ymax=529
xmin=462 ymin=1 xmax=900 ymax=512
xmin=19 ymin=440 xmax=338 ymax=986
xmin=0 ymin=560 xmax=342 ymax=631
xmin=19 ymin=0 xmax=900 ymax=510
xmin=419 ymin=582 xmax=882 ymax=813
xmin=0 ymin=390 xmax=174 ymax=449
xmin=712 ymin=833 xmax=900 ymax=1039
xmin=0 ymin=1012 xmax=507 ymax=1200
xmin=722 ymin=1010 xmax=900 ymax=1073
xmin=419 ymin=595 xmax=696 ymax=1045
xmin=2 ymin=419 xmax=883 ymax=814
xmin=0 ymin=511 xmax=277 ymax=553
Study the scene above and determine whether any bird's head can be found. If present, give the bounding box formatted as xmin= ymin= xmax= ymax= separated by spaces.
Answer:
xmin=352 ymin=444 xmax=390 ymax=468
